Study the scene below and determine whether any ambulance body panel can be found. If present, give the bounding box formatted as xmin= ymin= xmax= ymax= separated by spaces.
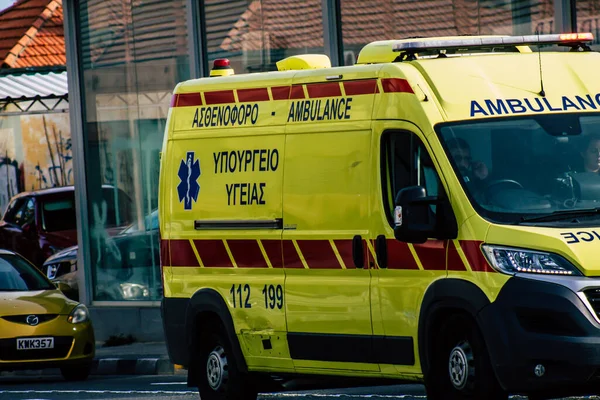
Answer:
xmin=159 ymin=34 xmax=600 ymax=399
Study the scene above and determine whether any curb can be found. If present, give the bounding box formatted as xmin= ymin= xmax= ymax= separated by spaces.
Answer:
xmin=92 ymin=357 xmax=175 ymax=375
xmin=0 ymin=357 xmax=177 ymax=377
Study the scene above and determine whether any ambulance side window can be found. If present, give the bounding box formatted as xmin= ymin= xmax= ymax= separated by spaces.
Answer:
xmin=381 ymin=132 xmax=443 ymax=221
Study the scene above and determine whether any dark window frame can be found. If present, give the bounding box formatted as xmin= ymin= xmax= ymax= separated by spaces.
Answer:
xmin=380 ymin=130 xmax=446 ymax=228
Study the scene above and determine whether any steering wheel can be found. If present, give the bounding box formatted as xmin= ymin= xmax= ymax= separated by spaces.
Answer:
xmin=483 ymin=179 xmax=524 ymax=197
xmin=483 ymin=179 xmax=524 ymax=191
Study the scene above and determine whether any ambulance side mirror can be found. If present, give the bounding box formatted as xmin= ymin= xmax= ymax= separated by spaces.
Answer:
xmin=393 ymin=186 xmax=457 ymax=244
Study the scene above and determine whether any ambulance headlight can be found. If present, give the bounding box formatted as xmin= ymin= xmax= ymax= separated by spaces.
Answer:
xmin=482 ymin=245 xmax=581 ymax=276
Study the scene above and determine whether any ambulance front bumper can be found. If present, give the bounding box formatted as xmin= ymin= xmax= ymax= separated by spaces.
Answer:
xmin=478 ymin=275 xmax=600 ymax=395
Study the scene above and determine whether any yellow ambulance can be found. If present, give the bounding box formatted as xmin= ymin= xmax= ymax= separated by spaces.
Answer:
xmin=159 ymin=33 xmax=600 ymax=399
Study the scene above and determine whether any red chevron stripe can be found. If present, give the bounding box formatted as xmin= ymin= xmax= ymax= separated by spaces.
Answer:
xmin=194 ymin=240 xmax=233 ymax=268
xmin=343 ymin=80 xmax=379 ymax=95
xmin=261 ymin=239 xmax=283 ymax=268
xmin=460 ymin=240 xmax=495 ymax=272
xmin=447 ymin=241 xmax=467 ymax=271
xmin=386 ymin=240 xmax=419 ymax=270
xmin=227 ymin=240 xmax=267 ymax=268
xmin=381 ymin=78 xmax=414 ymax=94
xmin=306 ymin=82 xmax=342 ymax=98
xmin=413 ymin=240 xmax=445 ymax=270
xmin=170 ymin=239 xmax=199 ymax=267
xmin=204 ymin=90 xmax=235 ymax=105
xmin=297 ymin=240 xmax=341 ymax=269
xmin=237 ymin=88 xmax=270 ymax=102
xmin=160 ymin=239 xmax=171 ymax=267
xmin=290 ymin=85 xmax=305 ymax=99
xmin=333 ymin=239 xmax=357 ymax=269
xmin=282 ymin=240 xmax=304 ymax=268
xmin=271 ymin=86 xmax=290 ymax=100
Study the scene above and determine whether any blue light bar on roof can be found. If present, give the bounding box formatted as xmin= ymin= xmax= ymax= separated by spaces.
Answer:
xmin=392 ymin=33 xmax=595 ymax=52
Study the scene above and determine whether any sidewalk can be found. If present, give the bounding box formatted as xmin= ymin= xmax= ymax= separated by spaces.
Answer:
xmin=91 ymin=341 xmax=181 ymax=376
xmin=0 ymin=342 xmax=183 ymax=377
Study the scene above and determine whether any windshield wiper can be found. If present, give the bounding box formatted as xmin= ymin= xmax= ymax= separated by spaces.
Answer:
xmin=520 ymin=207 xmax=600 ymax=223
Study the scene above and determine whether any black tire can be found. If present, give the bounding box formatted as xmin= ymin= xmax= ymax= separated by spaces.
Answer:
xmin=425 ymin=313 xmax=507 ymax=400
xmin=197 ymin=323 xmax=257 ymax=400
xmin=60 ymin=363 xmax=91 ymax=381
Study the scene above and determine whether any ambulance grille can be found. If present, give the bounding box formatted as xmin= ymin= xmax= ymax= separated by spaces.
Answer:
xmin=583 ymin=288 xmax=600 ymax=317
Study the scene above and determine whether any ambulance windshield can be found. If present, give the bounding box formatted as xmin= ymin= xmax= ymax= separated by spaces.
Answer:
xmin=439 ymin=114 xmax=600 ymax=225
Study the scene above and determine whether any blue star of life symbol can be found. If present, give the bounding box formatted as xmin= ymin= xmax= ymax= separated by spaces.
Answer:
xmin=177 ymin=151 xmax=201 ymax=210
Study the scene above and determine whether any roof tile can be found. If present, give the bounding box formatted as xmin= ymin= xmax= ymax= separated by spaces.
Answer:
xmin=0 ymin=0 xmax=64 ymax=68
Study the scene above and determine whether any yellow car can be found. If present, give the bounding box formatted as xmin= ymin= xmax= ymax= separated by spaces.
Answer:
xmin=0 ymin=249 xmax=95 ymax=380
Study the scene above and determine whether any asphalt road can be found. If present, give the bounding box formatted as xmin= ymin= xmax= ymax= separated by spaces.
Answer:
xmin=0 ymin=374 xmax=599 ymax=400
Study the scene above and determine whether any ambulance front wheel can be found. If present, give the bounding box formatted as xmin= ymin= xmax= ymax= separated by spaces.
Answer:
xmin=197 ymin=323 xmax=257 ymax=400
xmin=426 ymin=313 xmax=507 ymax=400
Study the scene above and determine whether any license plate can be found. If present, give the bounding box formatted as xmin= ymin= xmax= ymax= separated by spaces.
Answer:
xmin=16 ymin=337 xmax=54 ymax=350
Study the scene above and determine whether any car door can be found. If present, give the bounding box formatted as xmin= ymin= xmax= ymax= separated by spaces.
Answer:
xmin=0 ymin=197 xmax=37 ymax=263
xmin=370 ymin=127 xmax=452 ymax=376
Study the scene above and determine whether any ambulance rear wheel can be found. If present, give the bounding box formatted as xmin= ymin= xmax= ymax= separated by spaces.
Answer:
xmin=197 ymin=323 xmax=257 ymax=400
xmin=426 ymin=313 xmax=507 ymax=400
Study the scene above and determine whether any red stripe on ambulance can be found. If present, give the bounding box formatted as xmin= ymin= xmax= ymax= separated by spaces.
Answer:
xmin=227 ymin=240 xmax=268 ymax=268
xmin=174 ymin=93 xmax=203 ymax=107
xmin=333 ymin=240 xmax=358 ymax=269
xmin=386 ymin=240 xmax=419 ymax=270
xmin=343 ymin=80 xmax=379 ymax=95
xmin=194 ymin=240 xmax=233 ymax=268
xmin=261 ymin=239 xmax=283 ymax=268
xmin=237 ymin=88 xmax=270 ymax=102
xmin=413 ymin=240 xmax=445 ymax=270
xmin=160 ymin=239 xmax=171 ymax=267
xmin=381 ymin=78 xmax=414 ymax=94
xmin=306 ymin=82 xmax=342 ymax=98
xmin=297 ymin=240 xmax=342 ymax=269
xmin=289 ymin=85 xmax=305 ymax=99
xmin=447 ymin=241 xmax=468 ymax=271
xmin=170 ymin=240 xmax=199 ymax=267
xmin=271 ymin=86 xmax=291 ymax=100
xmin=460 ymin=241 xmax=495 ymax=272
xmin=204 ymin=90 xmax=235 ymax=105
xmin=282 ymin=240 xmax=304 ymax=268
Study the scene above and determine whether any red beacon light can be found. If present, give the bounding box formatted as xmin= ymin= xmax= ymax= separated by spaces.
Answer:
xmin=210 ymin=58 xmax=235 ymax=77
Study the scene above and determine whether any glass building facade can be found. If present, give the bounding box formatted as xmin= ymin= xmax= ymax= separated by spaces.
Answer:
xmin=63 ymin=0 xmax=599 ymax=308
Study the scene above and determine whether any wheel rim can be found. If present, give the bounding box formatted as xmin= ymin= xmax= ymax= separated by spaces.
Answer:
xmin=448 ymin=340 xmax=474 ymax=390
xmin=206 ymin=345 xmax=229 ymax=391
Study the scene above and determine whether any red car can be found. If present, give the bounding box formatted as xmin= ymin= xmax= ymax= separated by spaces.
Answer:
xmin=0 ymin=186 xmax=132 ymax=269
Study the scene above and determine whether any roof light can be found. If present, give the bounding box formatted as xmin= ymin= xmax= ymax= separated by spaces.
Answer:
xmin=210 ymin=58 xmax=234 ymax=77
xmin=559 ymin=32 xmax=594 ymax=41
xmin=213 ymin=58 xmax=230 ymax=68
xmin=392 ymin=33 xmax=595 ymax=53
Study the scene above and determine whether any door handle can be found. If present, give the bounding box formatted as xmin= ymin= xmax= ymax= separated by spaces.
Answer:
xmin=376 ymin=235 xmax=387 ymax=269
xmin=352 ymin=235 xmax=364 ymax=269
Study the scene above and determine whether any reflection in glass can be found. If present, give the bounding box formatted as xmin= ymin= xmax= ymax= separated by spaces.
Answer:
xmin=439 ymin=115 xmax=600 ymax=224
xmin=207 ymin=0 xmax=324 ymax=73
xmin=77 ymin=0 xmax=189 ymax=301
xmin=341 ymin=0 xmax=554 ymax=65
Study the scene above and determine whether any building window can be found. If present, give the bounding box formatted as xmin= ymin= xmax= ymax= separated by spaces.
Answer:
xmin=577 ymin=0 xmax=600 ymax=50
xmin=77 ymin=0 xmax=190 ymax=302
xmin=340 ymin=0 xmax=555 ymax=65
xmin=206 ymin=0 xmax=325 ymax=74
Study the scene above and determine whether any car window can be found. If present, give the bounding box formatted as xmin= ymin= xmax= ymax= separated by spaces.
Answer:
xmin=381 ymin=131 xmax=444 ymax=222
xmin=41 ymin=195 xmax=77 ymax=232
xmin=20 ymin=198 xmax=35 ymax=227
xmin=3 ymin=198 xmax=27 ymax=225
xmin=0 ymin=254 xmax=55 ymax=291
xmin=102 ymin=188 xmax=133 ymax=228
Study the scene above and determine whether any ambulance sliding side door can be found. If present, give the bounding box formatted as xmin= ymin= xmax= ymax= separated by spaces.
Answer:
xmin=282 ymin=121 xmax=375 ymax=373
xmin=370 ymin=123 xmax=450 ymax=376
